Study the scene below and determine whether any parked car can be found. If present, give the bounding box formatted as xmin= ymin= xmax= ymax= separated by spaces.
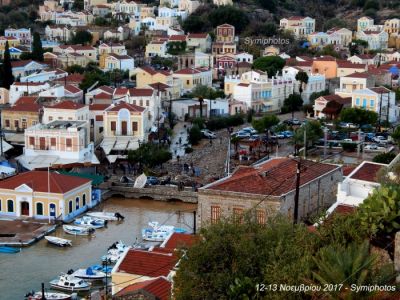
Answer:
xmin=146 ymin=176 xmax=160 ymax=186
xmin=201 ymin=129 xmax=216 ymax=139
xmin=241 ymin=127 xmax=258 ymax=135
xmin=235 ymin=131 xmax=251 ymax=139
xmin=373 ymin=136 xmax=388 ymax=144
xmin=364 ymin=144 xmax=386 ymax=151
xmin=339 ymin=122 xmax=357 ymax=128
xmin=342 ymin=139 xmax=353 ymax=143
xmin=271 ymin=133 xmax=284 ymax=139
xmin=284 ymin=118 xmax=301 ymax=125
xmin=280 ymin=131 xmax=294 ymax=138
xmin=248 ymin=134 xmax=261 ymax=141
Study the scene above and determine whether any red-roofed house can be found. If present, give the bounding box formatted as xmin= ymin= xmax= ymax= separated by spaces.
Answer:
xmin=85 ymin=85 xmax=115 ymax=105
xmin=42 ymin=100 xmax=89 ymax=124
xmin=111 ymin=249 xmax=178 ymax=295
xmin=103 ymin=53 xmax=135 ymax=73
xmin=0 ymin=171 xmax=92 ymax=221
xmin=1 ymin=96 xmax=41 ymax=132
xmin=280 ymin=16 xmax=315 ymax=37
xmin=161 ymin=233 xmax=197 ymax=250
xmin=335 ymin=72 xmax=374 ymax=97
xmin=101 ymin=102 xmax=151 ymax=162
xmin=325 ymin=160 xmax=388 ymax=216
xmin=114 ymin=277 xmax=171 ymax=300
xmin=187 ymin=33 xmax=211 ymax=52
xmin=198 ymin=157 xmax=342 ymax=226
xmin=173 ymin=67 xmax=212 ymax=91
xmin=336 ymin=61 xmax=367 ymax=77
xmin=314 ymin=94 xmax=351 ymax=119
xmin=10 ymin=60 xmax=47 ymax=78
xmin=64 ymin=84 xmax=84 ymax=102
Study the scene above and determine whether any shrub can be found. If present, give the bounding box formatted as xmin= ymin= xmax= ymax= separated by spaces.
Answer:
xmin=188 ymin=125 xmax=202 ymax=145
xmin=185 ymin=146 xmax=193 ymax=154
xmin=341 ymin=142 xmax=357 ymax=151
xmin=373 ymin=152 xmax=396 ymax=164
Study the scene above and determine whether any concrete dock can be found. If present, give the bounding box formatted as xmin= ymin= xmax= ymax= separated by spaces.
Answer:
xmin=0 ymin=218 xmax=56 ymax=247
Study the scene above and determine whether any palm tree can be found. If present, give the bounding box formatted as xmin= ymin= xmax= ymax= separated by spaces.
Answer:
xmin=310 ymin=241 xmax=395 ymax=299
xmin=295 ymin=71 xmax=309 ymax=103
xmin=192 ymin=84 xmax=212 ymax=119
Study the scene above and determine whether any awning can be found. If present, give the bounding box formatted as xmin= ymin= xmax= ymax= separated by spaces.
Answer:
xmin=58 ymin=171 xmax=104 ymax=185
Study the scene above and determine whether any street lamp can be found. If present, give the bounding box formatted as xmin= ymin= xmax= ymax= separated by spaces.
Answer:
xmin=102 ymin=258 xmax=111 ymax=299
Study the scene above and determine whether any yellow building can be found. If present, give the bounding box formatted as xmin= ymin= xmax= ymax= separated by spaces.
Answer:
xmin=173 ymin=67 xmax=212 ymax=91
xmin=0 ymin=88 xmax=9 ymax=105
xmin=0 ymin=36 xmax=20 ymax=50
xmin=1 ymin=96 xmax=41 ymax=132
xmin=0 ymin=171 xmax=92 ymax=221
xmin=145 ymin=40 xmax=168 ymax=58
xmin=134 ymin=66 xmax=172 ymax=88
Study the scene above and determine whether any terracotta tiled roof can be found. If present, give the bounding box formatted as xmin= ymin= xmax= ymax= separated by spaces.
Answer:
xmin=334 ymin=204 xmax=356 ymax=215
xmin=217 ymin=23 xmax=234 ymax=28
xmin=168 ymin=35 xmax=186 ymax=41
xmin=344 ymin=72 xmax=369 ymax=78
xmin=206 ymin=158 xmax=340 ymax=196
xmin=188 ymin=33 xmax=208 ymax=39
xmin=64 ymin=85 xmax=82 ymax=94
xmin=370 ymin=86 xmax=391 ymax=94
xmin=337 ymin=61 xmax=366 ymax=69
xmin=4 ymin=101 xmax=41 ymax=112
xmin=238 ymin=61 xmax=252 ymax=68
xmin=89 ymin=103 xmax=110 ymax=111
xmin=313 ymin=56 xmax=336 ymax=61
xmin=0 ymin=171 xmax=90 ymax=193
xmin=98 ymin=85 xmax=115 ymax=94
xmin=350 ymin=162 xmax=385 ymax=183
xmin=50 ymin=100 xmax=85 ymax=110
xmin=287 ymin=16 xmax=306 ymax=20
xmin=55 ymin=73 xmax=84 ymax=83
xmin=14 ymin=96 xmax=38 ymax=105
xmin=163 ymin=233 xmax=197 ymax=250
xmin=115 ymin=277 xmax=171 ymax=299
xmin=342 ymin=165 xmax=357 ymax=177
xmin=148 ymin=82 xmax=170 ymax=91
xmin=114 ymin=87 xmax=129 ymax=96
xmin=110 ymin=102 xmax=145 ymax=112
xmin=129 ymin=88 xmax=153 ymax=97
xmin=117 ymin=249 xmax=177 ymax=277
xmin=13 ymin=82 xmax=45 ymax=86
xmin=237 ymin=83 xmax=250 ymax=87
xmin=94 ymin=92 xmax=113 ymax=100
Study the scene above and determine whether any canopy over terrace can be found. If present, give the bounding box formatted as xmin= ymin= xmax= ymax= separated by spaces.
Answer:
xmin=100 ymin=136 xmax=144 ymax=163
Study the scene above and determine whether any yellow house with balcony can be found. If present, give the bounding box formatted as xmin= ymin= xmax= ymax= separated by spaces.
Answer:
xmin=0 ymin=171 xmax=92 ymax=221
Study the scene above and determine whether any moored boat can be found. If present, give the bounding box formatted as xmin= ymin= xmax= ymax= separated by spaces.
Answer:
xmin=0 ymin=246 xmax=21 ymax=253
xmin=86 ymin=212 xmax=119 ymax=221
xmin=142 ymin=221 xmax=187 ymax=242
xmin=74 ymin=216 xmax=106 ymax=229
xmin=45 ymin=236 xmax=72 ymax=247
xmin=134 ymin=173 xmax=147 ymax=188
xmin=71 ymin=267 xmax=106 ymax=280
xmin=49 ymin=274 xmax=90 ymax=292
xmin=26 ymin=291 xmax=72 ymax=300
xmin=63 ymin=225 xmax=94 ymax=236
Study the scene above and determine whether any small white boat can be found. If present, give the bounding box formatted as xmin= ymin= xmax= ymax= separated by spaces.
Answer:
xmin=74 ymin=216 xmax=106 ymax=229
xmin=63 ymin=225 xmax=94 ymax=236
xmin=134 ymin=173 xmax=147 ymax=188
xmin=45 ymin=236 xmax=72 ymax=247
xmin=26 ymin=291 xmax=72 ymax=300
xmin=72 ymin=267 xmax=106 ymax=280
xmin=86 ymin=212 xmax=118 ymax=221
xmin=49 ymin=274 xmax=91 ymax=292
xmin=142 ymin=222 xmax=187 ymax=242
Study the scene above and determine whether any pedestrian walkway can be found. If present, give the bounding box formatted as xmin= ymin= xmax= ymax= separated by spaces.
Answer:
xmin=170 ymin=122 xmax=190 ymax=160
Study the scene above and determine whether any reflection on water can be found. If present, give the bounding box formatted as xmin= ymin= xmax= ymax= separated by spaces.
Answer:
xmin=0 ymin=198 xmax=196 ymax=299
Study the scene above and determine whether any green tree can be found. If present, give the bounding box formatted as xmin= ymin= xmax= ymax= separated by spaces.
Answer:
xmin=252 ymin=56 xmax=285 ymax=77
xmin=70 ymin=30 xmax=93 ymax=45
xmin=391 ymin=126 xmax=400 ymax=145
xmin=72 ymin=0 xmax=84 ymax=10
xmin=309 ymin=90 xmax=329 ymax=105
xmin=358 ymin=185 xmax=400 ymax=236
xmin=251 ymin=115 xmax=279 ymax=133
xmin=1 ymin=41 xmax=14 ymax=89
xmin=31 ymin=32 xmax=44 ymax=62
xmin=208 ymin=6 xmax=249 ymax=33
xmin=364 ymin=0 xmax=379 ymax=10
xmin=373 ymin=152 xmax=396 ymax=164
xmin=293 ymin=120 xmax=323 ymax=149
xmin=311 ymin=241 xmax=395 ymax=299
xmin=79 ymin=71 xmax=110 ymax=91
xmin=166 ymin=41 xmax=186 ymax=55
xmin=182 ymin=15 xmax=207 ymax=33
xmin=66 ymin=64 xmax=85 ymax=74
xmin=174 ymin=216 xmax=317 ymax=300
xmin=188 ymin=125 xmax=202 ymax=145
xmin=340 ymin=107 xmax=378 ymax=126
xmin=295 ymin=71 xmax=309 ymax=99
xmin=283 ymin=93 xmax=303 ymax=119
xmin=192 ymin=85 xmax=215 ymax=119
xmin=257 ymin=0 xmax=277 ymax=12
xmin=127 ymin=143 xmax=172 ymax=168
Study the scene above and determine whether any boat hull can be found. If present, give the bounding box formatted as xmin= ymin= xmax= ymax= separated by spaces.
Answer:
xmin=28 ymin=292 xmax=71 ymax=300
xmin=62 ymin=225 xmax=93 ymax=236
xmin=86 ymin=212 xmax=118 ymax=221
xmin=49 ymin=282 xmax=90 ymax=292
xmin=0 ymin=246 xmax=20 ymax=253
xmin=45 ymin=236 xmax=72 ymax=247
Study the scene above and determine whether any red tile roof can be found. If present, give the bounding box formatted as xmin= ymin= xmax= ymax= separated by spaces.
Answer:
xmin=129 ymin=88 xmax=154 ymax=97
xmin=168 ymin=35 xmax=186 ymax=41
xmin=110 ymin=102 xmax=145 ymax=112
xmin=344 ymin=72 xmax=369 ymax=78
xmin=14 ymin=96 xmax=38 ymax=105
xmin=89 ymin=103 xmax=110 ymax=110
xmin=94 ymin=92 xmax=113 ymax=100
xmin=0 ymin=171 xmax=91 ymax=193
xmin=148 ymin=82 xmax=170 ymax=91
xmin=64 ymin=85 xmax=82 ymax=94
xmin=188 ymin=33 xmax=208 ymax=39
xmin=350 ymin=162 xmax=385 ymax=183
xmin=287 ymin=16 xmax=306 ymax=20
xmin=97 ymin=85 xmax=115 ymax=94
xmin=13 ymin=82 xmax=45 ymax=86
xmin=163 ymin=233 xmax=197 ymax=250
xmin=117 ymin=249 xmax=177 ymax=277
xmin=237 ymin=83 xmax=250 ymax=87
xmin=4 ymin=97 xmax=41 ymax=112
xmin=206 ymin=158 xmax=340 ymax=196
xmin=334 ymin=204 xmax=356 ymax=215
xmin=50 ymin=100 xmax=85 ymax=110
xmin=337 ymin=61 xmax=366 ymax=69
xmin=11 ymin=60 xmax=35 ymax=68
xmin=342 ymin=165 xmax=357 ymax=177
xmin=370 ymin=86 xmax=391 ymax=94
xmin=114 ymin=87 xmax=129 ymax=96
xmin=115 ymin=277 xmax=171 ymax=299
xmin=55 ymin=73 xmax=84 ymax=83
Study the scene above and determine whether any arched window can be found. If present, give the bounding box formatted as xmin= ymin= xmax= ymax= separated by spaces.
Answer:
xmin=82 ymin=194 xmax=86 ymax=207
xmin=75 ymin=197 xmax=80 ymax=210
xmin=36 ymin=203 xmax=43 ymax=215
xmin=7 ymin=199 xmax=14 ymax=213
xmin=68 ymin=200 xmax=73 ymax=213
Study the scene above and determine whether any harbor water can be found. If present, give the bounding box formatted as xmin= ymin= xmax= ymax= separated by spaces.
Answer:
xmin=0 ymin=197 xmax=196 ymax=300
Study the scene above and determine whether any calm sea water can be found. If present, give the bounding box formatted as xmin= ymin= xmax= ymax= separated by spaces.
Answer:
xmin=0 ymin=198 xmax=196 ymax=300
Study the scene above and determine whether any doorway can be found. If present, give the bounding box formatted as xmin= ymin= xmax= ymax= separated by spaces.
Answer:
xmin=21 ymin=202 xmax=29 ymax=216
xmin=121 ymin=121 xmax=127 ymax=135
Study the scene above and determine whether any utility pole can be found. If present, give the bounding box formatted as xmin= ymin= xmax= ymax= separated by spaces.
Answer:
xmin=378 ymin=91 xmax=383 ymax=133
xmin=323 ymin=127 xmax=328 ymax=159
xmin=193 ymin=211 xmax=196 ymax=234
xmin=303 ymin=127 xmax=307 ymax=159
xmin=293 ymin=159 xmax=301 ymax=225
